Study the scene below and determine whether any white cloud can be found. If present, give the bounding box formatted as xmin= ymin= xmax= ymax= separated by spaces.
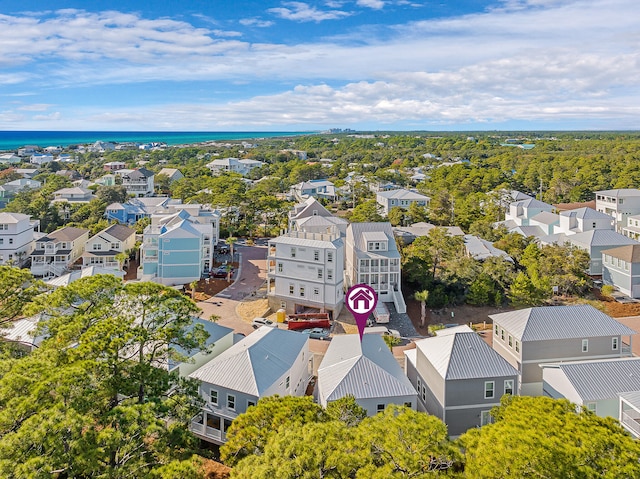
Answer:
xmin=267 ymin=2 xmax=351 ymax=22
xmin=0 ymin=1 xmax=639 ymax=129
xmin=356 ymin=0 xmax=385 ymax=9
xmin=239 ymin=17 xmax=274 ymax=27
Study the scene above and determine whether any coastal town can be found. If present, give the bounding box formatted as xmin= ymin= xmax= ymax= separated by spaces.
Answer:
xmin=2 ymin=132 xmax=640 ymax=477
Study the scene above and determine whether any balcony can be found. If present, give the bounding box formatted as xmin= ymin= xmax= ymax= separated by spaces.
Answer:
xmin=621 ymin=410 xmax=640 ymax=438
xmin=190 ymin=420 xmax=226 ymax=443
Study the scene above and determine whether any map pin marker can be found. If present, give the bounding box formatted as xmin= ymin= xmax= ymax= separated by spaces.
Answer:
xmin=345 ymin=284 xmax=378 ymax=341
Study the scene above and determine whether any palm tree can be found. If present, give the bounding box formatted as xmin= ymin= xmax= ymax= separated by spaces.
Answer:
xmin=115 ymin=252 xmax=128 ymax=271
xmin=227 ymin=236 xmax=237 ymax=262
xmin=414 ymin=290 xmax=429 ymax=328
xmin=189 ymin=280 xmax=199 ymax=300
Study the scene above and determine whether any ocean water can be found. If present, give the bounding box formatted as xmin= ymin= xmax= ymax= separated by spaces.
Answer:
xmin=0 ymin=131 xmax=312 ymax=151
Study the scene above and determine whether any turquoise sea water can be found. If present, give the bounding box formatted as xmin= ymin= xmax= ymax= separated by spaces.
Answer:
xmin=0 ymin=131 xmax=313 ymax=151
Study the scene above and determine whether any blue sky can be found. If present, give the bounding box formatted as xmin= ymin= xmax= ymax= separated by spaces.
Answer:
xmin=0 ymin=0 xmax=639 ymax=131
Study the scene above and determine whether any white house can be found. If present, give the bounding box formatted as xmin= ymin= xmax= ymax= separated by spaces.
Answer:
xmin=189 ymin=326 xmax=311 ymax=444
xmin=554 ymin=207 xmax=614 ymax=235
xmin=81 ymin=224 xmax=136 ymax=269
xmin=288 ymin=197 xmax=349 ymax=235
xmin=595 ymin=189 xmax=640 ymax=233
xmin=30 ymin=226 xmax=90 ymax=278
xmin=0 ymin=212 xmax=37 ymax=266
xmin=206 ymin=158 xmax=264 ymax=176
xmin=29 ymin=154 xmax=54 ymax=165
xmin=290 ymin=179 xmax=339 ymax=202
xmin=376 ymin=188 xmax=430 ymax=215
xmin=267 ymin=225 xmax=345 ymax=318
xmin=157 ymin=168 xmax=184 ymax=182
xmin=117 ymin=168 xmax=155 ymax=197
xmin=345 ymin=222 xmax=405 ymax=313
xmin=316 ymin=334 xmax=417 ymax=415
xmin=0 ymin=153 xmax=21 ymax=164
xmin=504 ymin=197 xmax=554 ymax=226
xmin=51 ymin=187 xmax=95 ymax=204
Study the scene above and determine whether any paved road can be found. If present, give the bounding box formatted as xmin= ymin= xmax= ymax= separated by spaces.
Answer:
xmin=197 ymin=244 xmax=267 ymax=336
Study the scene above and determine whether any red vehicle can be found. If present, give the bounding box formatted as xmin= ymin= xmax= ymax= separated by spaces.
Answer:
xmin=286 ymin=312 xmax=331 ymax=331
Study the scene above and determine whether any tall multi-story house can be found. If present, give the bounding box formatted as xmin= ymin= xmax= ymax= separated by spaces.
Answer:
xmin=81 ymin=224 xmax=136 ymax=268
xmin=490 ymin=305 xmax=636 ymax=396
xmin=405 ymin=327 xmax=518 ymax=436
xmin=595 ymin=189 xmax=640 ymax=233
xmin=30 ymin=226 xmax=90 ymax=278
xmin=267 ymin=224 xmax=344 ymax=317
xmin=103 ymin=161 xmax=126 ymax=172
xmin=376 ymin=188 xmax=430 ymax=215
xmin=116 ymin=168 xmax=155 ymax=197
xmin=0 ymin=212 xmax=38 ymax=266
xmin=345 ymin=222 xmax=405 ymax=313
xmin=316 ymin=334 xmax=417 ymax=415
xmin=189 ymin=326 xmax=311 ymax=445
xmin=139 ymin=209 xmax=214 ymax=286
xmin=206 ymin=157 xmax=264 ymax=176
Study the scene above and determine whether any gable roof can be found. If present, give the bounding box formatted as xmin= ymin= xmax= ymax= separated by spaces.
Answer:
xmin=0 ymin=212 xmax=30 ymax=223
xmin=100 ymin=224 xmax=136 ymax=242
xmin=516 ymin=198 xmax=554 ymax=210
xmin=377 ymin=188 xmax=429 ymax=201
xmin=348 ymin=222 xmax=397 ymax=253
xmin=596 ymin=189 xmax=640 ymax=197
xmin=42 ymin=226 xmax=90 ymax=242
xmin=560 ymin=207 xmax=612 ymax=221
xmin=568 ymin=229 xmax=638 ymax=248
xmin=490 ymin=305 xmax=637 ymax=342
xmin=543 ymin=358 xmax=640 ymax=401
xmin=189 ymin=327 xmax=308 ymax=396
xmin=317 ymin=335 xmax=416 ymax=401
xmin=416 ymin=331 xmax=517 ymax=380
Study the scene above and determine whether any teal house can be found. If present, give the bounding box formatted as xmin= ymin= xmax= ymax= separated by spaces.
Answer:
xmin=140 ymin=209 xmax=214 ymax=286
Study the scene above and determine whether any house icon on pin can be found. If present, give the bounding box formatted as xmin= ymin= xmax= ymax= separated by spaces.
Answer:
xmin=351 ymin=288 xmax=374 ymax=312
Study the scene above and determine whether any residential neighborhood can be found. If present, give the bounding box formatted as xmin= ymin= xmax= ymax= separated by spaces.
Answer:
xmin=2 ymin=133 xmax=640 ymax=476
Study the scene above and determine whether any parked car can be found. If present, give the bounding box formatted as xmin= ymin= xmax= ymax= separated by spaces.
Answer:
xmin=300 ymin=327 xmax=330 ymax=340
xmin=252 ymin=317 xmax=277 ymax=329
xmin=210 ymin=266 xmax=233 ymax=278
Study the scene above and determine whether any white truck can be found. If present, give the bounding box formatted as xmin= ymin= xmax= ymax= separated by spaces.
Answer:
xmin=373 ymin=301 xmax=390 ymax=323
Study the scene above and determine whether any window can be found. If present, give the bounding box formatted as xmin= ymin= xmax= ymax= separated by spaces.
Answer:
xmin=504 ymin=379 xmax=514 ymax=396
xmin=508 ymin=335 xmax=513 ymax=348
xmin=480 ymin=410 xmax=492 ymax=426
xmin=501 ymin=329 xmax=505 ymax=341
xmin=207 ymin=414 xmax=221 ymax=430
xmin=0 ymin=224 xmax=7 ymax=230
xmin=314 ymin=250 xmax=319 ymax=261
xmin=495 ymin=324 xmax=498 ymax=334
xmin=317 ymin=269 xmax=323 ymax=279
xmin=327 ymin=252 xmax=333 ymax=263
xmin=586 ymin=402 xmax=596 ymax=413
xmin=278 ymin=263 xmax=283 ymax=273
xmin=421 ymin=384 xmax=426 ymax=402
xmin=327 ymin=269 xmax=333 ymax=280
xmin=227 ymin=394 xmax=236 ymax=410
xmin=291 ymin=247 xmax=296 ymax=258
xmin=484 ymin=381 xmax=495 ymax=399
xmin=404 ymin=402 xmax=412 ymax=408
xmin=417 ymin=378 xmax=422 ymax=392
xmin=612 ymin=337 xmax=619 ymax=350
xmin=377 ymin=404 xmax=385 ymax=413
xmin=582 ymin=339 xmax=589 ymax=353
xmin=289 ymin=284 xmax=294 ymax=295
xmin=210 ymin=389 xmax=218 ymax=406
xmin=313 ymin=288 xmax=320 ymax=296
xmin=111 ymin=242 xmax=119 ymax=249
xmin=247 ymin=400 xmax=256 ymax=408
xmin=286 ymin=376 xmax=290 ymax=389
xmin=299 ymin=286 xmax=305 ymax=297
xmin=8 ymin=239 xmax=12 ymax=245
xmin=0 ymin=239 xmax=3 ymax=245
xmin=93 ymin=243 xmax=102 ymax=250
xmin=515 ymin=341 xmax=520 ymax=353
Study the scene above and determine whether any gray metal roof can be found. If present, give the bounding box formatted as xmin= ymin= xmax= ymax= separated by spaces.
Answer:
xmin=377 ymin=188 xmax=429 ymax=200
xmin=490 ymin=305 xmax=637 ymax=342
xmin=415 ymin=332 xmax=517 ymax=380
xmin=620 ymin=390 xmax=640 ymax=408
xmin=348 ymin=222 xmax=399 ymax=254
xmin=569 ymin=229 xmax=638 ymax=248
xmin=543 ymin=358 xmax=640 ymax=401
xmin=189 ymin=326 xmax=308 ymax=396
xmin=530 ymin=211 xmax=559 ymax=225
xmin=560 ymin=207 xmax=612 ymax=221
xmin=317 ymin=335 xmax=416 ymax=402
